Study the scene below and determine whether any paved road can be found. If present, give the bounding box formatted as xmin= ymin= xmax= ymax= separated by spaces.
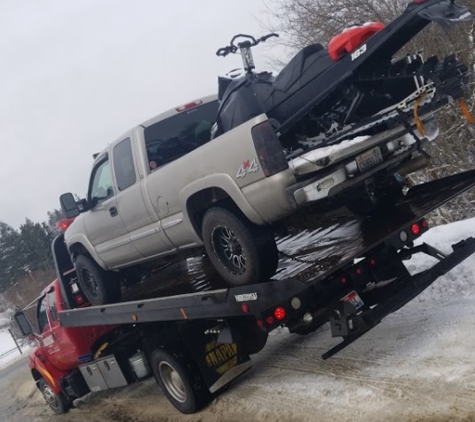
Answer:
xmin=1 ymin=299 xmax=475 ymax=422
xmin=0 ymin=356 xmax=38 ymax=422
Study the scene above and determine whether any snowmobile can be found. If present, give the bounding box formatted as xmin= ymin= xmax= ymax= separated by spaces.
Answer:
xmin=214 ymin=0 xmax=474 ymax=154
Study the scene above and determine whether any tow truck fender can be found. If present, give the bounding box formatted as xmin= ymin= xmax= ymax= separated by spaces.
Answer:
xmin=30 ymin=352 xmax=68 ymax=394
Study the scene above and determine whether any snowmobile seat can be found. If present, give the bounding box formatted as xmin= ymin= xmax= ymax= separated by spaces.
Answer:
xmin=263 ymin=45 xmax=335 ymax=124
xmin=273 ymin=43 xmax=325 ymax=92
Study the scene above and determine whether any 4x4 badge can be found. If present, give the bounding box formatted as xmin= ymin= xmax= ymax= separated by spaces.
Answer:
xmin=236 ymin=158 xmax=259 ymax=178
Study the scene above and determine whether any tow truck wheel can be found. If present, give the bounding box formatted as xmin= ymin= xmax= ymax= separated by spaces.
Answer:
xmin=75 ymin=255 xmax=122 ymax=306
xmin=151 ymin=348 xmax=211 ymax=414
xmin=39 ymin=379 xmax=71 ymax=415
xmin=202 ymin=207 xmax=278 ymax=286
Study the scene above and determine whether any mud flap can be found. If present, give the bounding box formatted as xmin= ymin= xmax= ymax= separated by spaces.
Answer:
xmin=179 ymin=321 xmax=252 ymax=394
xmin=416 ymin=0 xmax=474 ymax=28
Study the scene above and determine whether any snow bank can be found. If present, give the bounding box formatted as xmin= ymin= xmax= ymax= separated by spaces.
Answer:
xmin=405 ymin=217 xmax=475 ymax=304
xmin=0 ymin=309 xmax=12 ymax=326
xmin=0 ymin=329 xmax=30 ymax=370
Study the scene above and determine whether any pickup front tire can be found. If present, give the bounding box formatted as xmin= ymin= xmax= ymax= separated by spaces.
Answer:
xmin=202 ymin=207 xmax=278 ymax=286
xmin=75 ymin=255 xmax=122 ymax=306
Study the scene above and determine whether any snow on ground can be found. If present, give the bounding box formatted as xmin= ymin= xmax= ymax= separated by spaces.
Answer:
xmin=406 ymin=216 xmax=475 ymax=304
xmin=0 ymin=309 xmax=31 ymax=370
xmin=0 ymin=328 xmax=30 ymax=370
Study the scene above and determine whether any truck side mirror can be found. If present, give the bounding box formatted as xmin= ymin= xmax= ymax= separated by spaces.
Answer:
xmin=60 ymin=193 xmax=80 ymax=219
xmin=14 ymin=311 xmax=34 ymax=337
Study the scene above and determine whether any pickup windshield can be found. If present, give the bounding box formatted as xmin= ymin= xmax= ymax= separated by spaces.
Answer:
xmin=144 ymin=100 xmax=218 ymax=170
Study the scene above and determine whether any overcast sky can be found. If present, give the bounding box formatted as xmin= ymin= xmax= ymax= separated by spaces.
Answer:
xmin=0 ymin=0 xmax=284 ymax=228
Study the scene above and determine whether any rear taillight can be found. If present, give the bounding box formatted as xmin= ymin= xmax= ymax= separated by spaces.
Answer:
xmin=251 ymin=121 xmax=289 ymax=177
xmin=411 ymin=223 xmax=421 ymax=236
xmin=274 ymin=306 xmax=286 ymax=320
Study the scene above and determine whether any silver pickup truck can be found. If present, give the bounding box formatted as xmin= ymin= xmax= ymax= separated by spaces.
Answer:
xmin=60 ymin=94 xmax=436 ymax=305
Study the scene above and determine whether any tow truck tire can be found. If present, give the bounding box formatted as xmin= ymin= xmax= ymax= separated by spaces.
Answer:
xmin=202 ymin=207 xmax=278 ymax=286
xmin=39 ymin=379 xmax=71 ymax=415
xmin=75 ymin=255 xmax=122 ymax=306
xmin=151 ymin=348 xmax=211 ymax=414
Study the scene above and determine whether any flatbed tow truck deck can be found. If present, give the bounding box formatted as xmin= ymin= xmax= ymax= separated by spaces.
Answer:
xmin=15 ymin=167 xmax=475 ymax=415
xmin=57 ymin=168 xmax=475 ymax=359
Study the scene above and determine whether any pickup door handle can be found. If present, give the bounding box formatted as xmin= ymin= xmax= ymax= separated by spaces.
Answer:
xmin=109 ymin=206 xmax=118 ymax=217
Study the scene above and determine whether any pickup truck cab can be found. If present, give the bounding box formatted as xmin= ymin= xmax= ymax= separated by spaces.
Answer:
xmin=61 ymin=95 xmax=291 ymax=304
xmin=60 ymin=94 xmax=435 ymax=305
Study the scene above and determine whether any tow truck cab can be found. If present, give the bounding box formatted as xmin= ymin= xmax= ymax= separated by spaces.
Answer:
xmin=26 ymin=278 xmax=116 ymax=408
xmin=15 ymin=256 xmax=258 ymax=415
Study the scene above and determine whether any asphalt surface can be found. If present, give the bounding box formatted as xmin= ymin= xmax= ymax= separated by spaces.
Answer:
xmin=0 ymin=356 xmax=37 ymax=422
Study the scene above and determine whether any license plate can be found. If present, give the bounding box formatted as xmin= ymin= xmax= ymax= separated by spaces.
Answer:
xmin=341 ymin=290 xmax=364 ymax=310
xmin=355 ymin=147 xmax=383 ymax=173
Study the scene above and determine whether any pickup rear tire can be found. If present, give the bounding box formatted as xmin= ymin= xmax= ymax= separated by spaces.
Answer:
xmin=75 ymin=255 xmax=122 ymax=306
xmin=39 ymin=379 xmax=71 ymax=415
xmin=151 ymin=348 xmax=211 ymax=414
xmin=202 ymin=207 xmax=278 ymax=286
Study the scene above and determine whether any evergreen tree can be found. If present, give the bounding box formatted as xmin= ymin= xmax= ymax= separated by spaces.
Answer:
xmin=0 ymin=221 xmax=24 ymax=290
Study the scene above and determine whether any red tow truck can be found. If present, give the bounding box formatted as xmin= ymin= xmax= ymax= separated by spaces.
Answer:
xmin=14 ymin=169 xmax=475 ymax=415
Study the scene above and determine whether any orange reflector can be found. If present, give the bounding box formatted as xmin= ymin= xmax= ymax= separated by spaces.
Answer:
xmin=458 ymin=98 xmax=474 ymax=123
xmin=132 ymin=314 xmax=138 ymax=321
xmin=180 ymin=308 xmax=188 ymax=319
xmin=414 ymin=94 xmax=427 ymax=137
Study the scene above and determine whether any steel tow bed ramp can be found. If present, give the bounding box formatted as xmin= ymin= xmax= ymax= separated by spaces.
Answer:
xmin=59 ymin=168 xmax=475 ymax=329
xmin=322 ymin=237 xmax=475 ymax=360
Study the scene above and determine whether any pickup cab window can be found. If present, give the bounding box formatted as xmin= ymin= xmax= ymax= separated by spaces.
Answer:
xmin=37 ymin=295 xmax=48 ymax=333
xmin=144 ymin=100 xmax=218 ymax=170
xmin=47 ymin=291 xmax=57 ymax=321
xmin=90 ymin=159 xmax=114 ymax=203
xmin=113 ymin=138 xmax=136 ymax=191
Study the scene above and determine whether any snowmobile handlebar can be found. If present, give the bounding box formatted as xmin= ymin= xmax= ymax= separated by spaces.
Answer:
xmin=216 ymin=33 xmax=279 ymax=57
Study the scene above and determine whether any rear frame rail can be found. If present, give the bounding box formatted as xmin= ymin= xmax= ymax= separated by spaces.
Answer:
xmin=322 ymin=237 xmax=475 ymax=360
